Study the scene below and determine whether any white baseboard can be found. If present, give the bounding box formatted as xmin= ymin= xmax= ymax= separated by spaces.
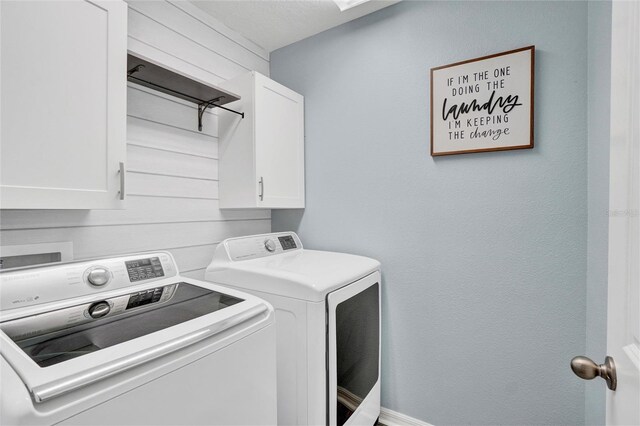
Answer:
xmin=379 ymin=407 xmax=433 ymax=426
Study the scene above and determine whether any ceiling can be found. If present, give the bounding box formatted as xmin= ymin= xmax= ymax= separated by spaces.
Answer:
xmin=190 ymin=0 xmax=400 ymax=53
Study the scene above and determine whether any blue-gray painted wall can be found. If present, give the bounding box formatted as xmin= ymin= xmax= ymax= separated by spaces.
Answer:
xmin=586 ymin=1 xmax=611 ymax=425
xmin=271 ymin=1 xmax=595 ymax=424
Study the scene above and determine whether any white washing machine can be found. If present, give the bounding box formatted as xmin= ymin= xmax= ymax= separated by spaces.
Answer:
xmin=0 ymin=252 xmax=277 ymax=425
xmin=205 ymin=232 xmax=381 ymax=426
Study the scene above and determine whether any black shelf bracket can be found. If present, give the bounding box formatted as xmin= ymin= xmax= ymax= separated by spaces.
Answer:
xmin=128 ymin=64 xmax=145 ymax=77
xmin=197 ymin=98 xmax=245 ymax=132
xmin=127 ymin=60 xmax=244 ymax=133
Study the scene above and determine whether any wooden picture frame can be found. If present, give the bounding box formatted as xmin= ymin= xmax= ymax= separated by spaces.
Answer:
xmin=430 ymin=46 xmax=535 ymax=156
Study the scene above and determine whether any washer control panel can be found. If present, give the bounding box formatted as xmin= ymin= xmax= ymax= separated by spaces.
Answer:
xmin=0 ymin=252 xmax=178 ymax=311
xmin=225 ymin=232 xmax=303 ymax=261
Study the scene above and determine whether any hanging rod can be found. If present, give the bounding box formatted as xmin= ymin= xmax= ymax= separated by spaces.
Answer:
xmin=126 ymin=55 xmax=243 ymax=132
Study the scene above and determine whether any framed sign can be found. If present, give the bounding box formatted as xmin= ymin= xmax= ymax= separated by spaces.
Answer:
xmin=430 ymin=46 xmax=534 ymax=156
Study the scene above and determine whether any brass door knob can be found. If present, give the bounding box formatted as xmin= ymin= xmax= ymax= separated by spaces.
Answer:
xmin=570 ymin=355 xmax=617 ymax=391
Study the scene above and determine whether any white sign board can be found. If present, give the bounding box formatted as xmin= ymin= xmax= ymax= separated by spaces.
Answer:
xmin=430 ymin=46 xmax=534 ymax=156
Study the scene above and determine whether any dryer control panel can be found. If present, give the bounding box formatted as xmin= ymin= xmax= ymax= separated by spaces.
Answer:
xmin=224 ymin=232 xmax=303 ymax=262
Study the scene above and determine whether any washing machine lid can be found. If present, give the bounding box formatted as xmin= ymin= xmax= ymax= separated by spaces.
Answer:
xmin=0 ymin=253 xmax=273 ymax=403
xmin=206 ymin=233 xmax=380 ymax=301
xmin=1 ymin=282 xmax=243 ymax=368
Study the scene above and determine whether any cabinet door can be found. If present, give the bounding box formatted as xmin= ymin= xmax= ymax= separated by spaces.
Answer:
xmin=254 ymin=74 xmax=305 ymax=208
xmin=0 ymin=0 xmax=127 ymax=209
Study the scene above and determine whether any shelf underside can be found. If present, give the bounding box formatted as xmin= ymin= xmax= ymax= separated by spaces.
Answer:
xmin=126 ymin=54 xmax=240 ymax=105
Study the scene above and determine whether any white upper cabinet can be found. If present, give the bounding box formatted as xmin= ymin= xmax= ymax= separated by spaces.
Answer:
xmin=0 ymin=0 xmax=127 ymax=209
xmin=218 ymin=71 xmax=305 ymax=209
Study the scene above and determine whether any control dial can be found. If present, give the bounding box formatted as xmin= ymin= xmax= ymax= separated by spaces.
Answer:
xmin=88 ymin=301 xmax=110 ymax=319
xmin=264 ymin=239 xmax=277 ymax=252
xmin=86 ymin=267 xmax=110 ymax=286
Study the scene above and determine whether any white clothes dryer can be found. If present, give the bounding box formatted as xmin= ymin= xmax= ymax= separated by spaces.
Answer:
xmin=206 ymin=232 xmax=381 ymax=426
xmin=0 ymin=252 xmax=277 ymax=425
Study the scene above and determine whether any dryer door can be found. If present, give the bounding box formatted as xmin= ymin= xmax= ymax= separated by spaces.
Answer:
xmin=327 ymin=271 xmax=380 ymax=426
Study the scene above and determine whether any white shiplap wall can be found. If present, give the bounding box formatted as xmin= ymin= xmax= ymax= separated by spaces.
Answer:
xmin=0 ymin=1 xmax=271 ymax=279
